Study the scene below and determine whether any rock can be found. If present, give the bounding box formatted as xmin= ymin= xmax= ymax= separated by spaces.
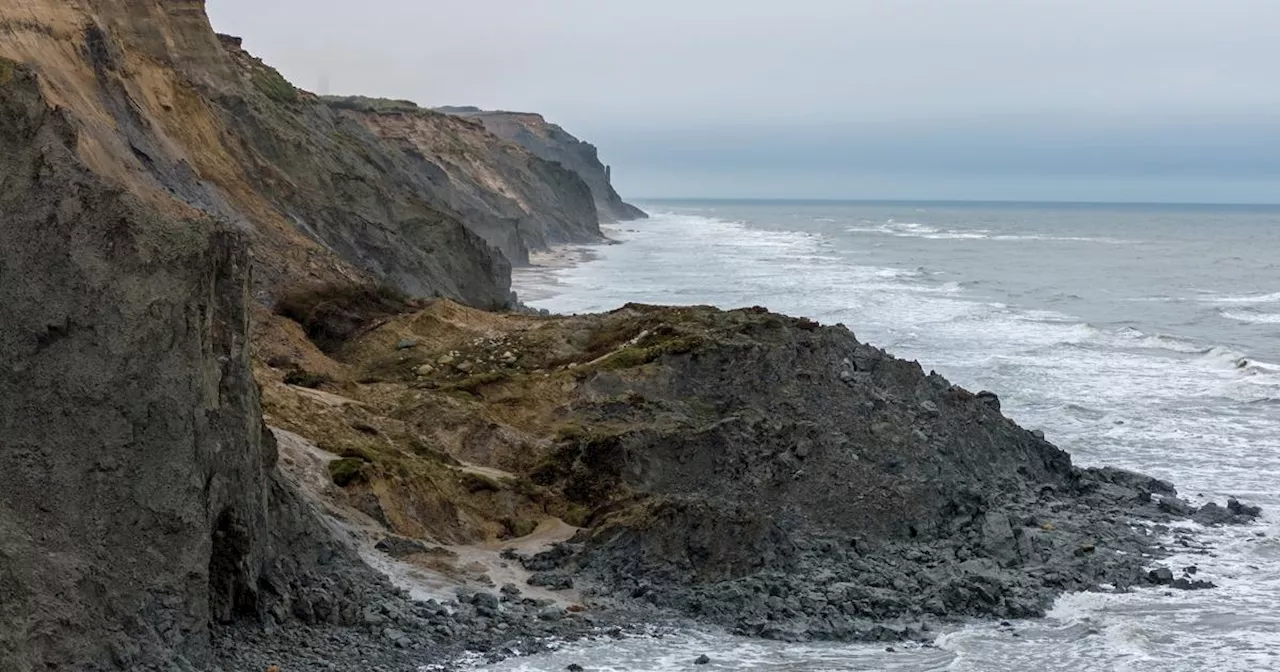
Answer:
xmin=456 ymin=360 xmax=474 ymax=372
xmin=415 ymin=364 xmax=435 ymax=376
xmin=381 ymin=627 xmax=407 ymax=643
xmin=396 ymin=338 xmax=420 ymax=350
xmin=1171 ymin=578 xmax=1215 ymax=590
xmin=438 ymin=353 xmax=457 ymax=366
xmin=501 ymin=350 xmax=518 ymax=363
xmin=1031 ymin=429 xmax=1045 ymax=440
xmin=527 ymin=571 xmax=574 ymax=590
xmin=538 ymin=606 xmax=564 ymax=621
xmin=1193 ymin=502 xmax=1233 ymax=525
xmin=975 ymin=391 xmax=1001 ymax=412
xmin=566 ymin=665 xmax=585 ymax=672
xmin=1228 ymin=498 xmax=1262 ymax=518
xmin=374 ymin=536 xmax=430 ymax=558
xmin=695 ymin=654 xmax=711 ymax=664
xmin=1147 ymin=568 xmax=1175 ymax=585
xmin=472 ymin=591 xmax=502 ymax=613
xmin=1159 ymin=497 xmax=1197 ymax=517
xmin=500 ymin=583 xmax=522 ymax=598
xmin=919 ymin=401 xmax=939 ymax=416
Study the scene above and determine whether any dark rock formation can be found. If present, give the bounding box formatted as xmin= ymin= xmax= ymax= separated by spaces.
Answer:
xmin=325 ymin=95 xmax=604 ymax=265
xmin=499 ymin=304 xmax=1253 ymax=641
xmin=440 ymin=107 xmax=648 ymax=222
xmin=0 ymin=62 xmax=394 ymax=670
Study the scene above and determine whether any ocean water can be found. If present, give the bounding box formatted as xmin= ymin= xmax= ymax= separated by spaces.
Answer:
xmin=499 ymin=200 xmax=1280 ymax=672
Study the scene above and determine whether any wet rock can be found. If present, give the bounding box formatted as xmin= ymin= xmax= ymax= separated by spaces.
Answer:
xmin=1228 ymin=498 xmax=1262 ymax=519
xmin=1147 ymin=568 xmax=1175 ymax=585
xmin=695 ymin=653 xmax=711 ymax=664
xmin=566 ymin=665 xmax=585 ymax=672
xmin=975 ymin=390 xmax=1001 ymax=412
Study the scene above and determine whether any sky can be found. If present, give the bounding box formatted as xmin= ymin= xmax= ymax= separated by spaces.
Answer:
xmin=207 ymin=1 xmax=1280 ymax=203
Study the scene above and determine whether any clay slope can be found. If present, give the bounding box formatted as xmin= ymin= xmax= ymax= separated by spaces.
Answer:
xmin=0 ymin=0 xmax=509 ymax=308
xmin=327 ymin=96 xmax=604 ymax=266
xmin=441 ymin=106 xmax=648 ymax=222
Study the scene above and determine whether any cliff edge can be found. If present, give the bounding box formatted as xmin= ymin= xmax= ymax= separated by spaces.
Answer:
xmin=440 ymin=106 xmax=648 ymax=222
xmin=324 ymin=95 xmax=605 ymax=266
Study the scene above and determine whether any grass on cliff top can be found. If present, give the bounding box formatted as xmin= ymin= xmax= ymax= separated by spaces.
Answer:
xmin=253 ymin=68 xmax=299 ymax=104
xmin=323 ymin=95 xmax=422 ymax=114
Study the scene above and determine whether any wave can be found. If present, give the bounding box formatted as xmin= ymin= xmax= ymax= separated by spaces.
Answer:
xmin=1221 ymin=308 xmax=1280 ymax=324
xmin=845 ymin=220 xmax=1130 ymax=244
xmin=1202 ymin=291 xmax=1280 ymax=305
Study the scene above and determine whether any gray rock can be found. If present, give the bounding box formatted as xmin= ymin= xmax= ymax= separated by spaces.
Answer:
xmin=396 ymin=338 xmax=420 ymax=350
xmin=695 ymin=654 xmax=711 ymax=664
xmin=1147 ymin=568 xmax=1175 ymax=585
xmin=976 ymin=390 xmax=1002 ymax=412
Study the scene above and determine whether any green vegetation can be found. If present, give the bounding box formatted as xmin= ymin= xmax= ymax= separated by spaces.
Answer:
xmin=0 ymin=57 xmax=16 ymax=86
xmin=274 ymin=281 xmax=414 ymax=353
xmin=253 ymin=68 xmax=299 ymax=104
xmin=282 ymin=370 xmax=333 ymax=389
xmin=322 ymin=95 xmax=422 ymax=114
xmin=328 ymin=458 xmax=367 ymax=487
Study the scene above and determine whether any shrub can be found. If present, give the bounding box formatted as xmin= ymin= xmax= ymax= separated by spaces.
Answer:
xmin=282 ymin=370 xmax=332 ymax=388
xmin=274 ymin=281 xmax=414 ymax=352
xmin=328 ymin=458 xmax=367 ymax=487
xmin=253 ymin=68 xmax=298 ymax=104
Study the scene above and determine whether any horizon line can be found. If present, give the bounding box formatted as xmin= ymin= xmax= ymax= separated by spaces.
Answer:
xmin=634 ymin=196 xmax=1280 ymax=208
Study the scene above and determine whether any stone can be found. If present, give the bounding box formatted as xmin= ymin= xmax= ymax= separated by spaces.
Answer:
xmin=456 ymin=361 xmax=474 ymax=372
xmin=1228 ymin=498 xmax=1262 ymax=518
xmin=975 ymin=391 xmax=1001 ymax=412
xmin=695 ymin=654 xmax=711 ymax=664
xmin=395 ymin=338 xmax=419 ymax=350
xmin=415 ymin=364 xmax=435 ymax=376
xmin=1147 ymin=568 xmax=1175 ymax=585
xmin=1031 ymin=429 xmax=1045 ymax=440
xmin=438 ymin=354 xmax=457 ymax=366
xmin=566 ymin=665 xmax=585 ymax=672
xmin=538 ymin=606 xmax=564 ymax=621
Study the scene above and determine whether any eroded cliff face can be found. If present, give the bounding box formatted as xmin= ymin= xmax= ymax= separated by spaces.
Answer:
xmin=0 ymin=61 xmax=391 ymax=670
xmin=441 ymin=107 xmax=648 ymax=223
xmin=0 ymin=0 xmax=511 ymax=308
xmin=324 ymin=97 xmax=604 ymax=266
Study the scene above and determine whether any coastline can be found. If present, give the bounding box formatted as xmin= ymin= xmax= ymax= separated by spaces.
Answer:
xmin=512 ymin=225 xmax=624 ymax=304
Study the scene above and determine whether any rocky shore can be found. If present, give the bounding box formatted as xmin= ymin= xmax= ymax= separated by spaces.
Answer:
xmin=0 ymin=2 xmax=1260 ymax=671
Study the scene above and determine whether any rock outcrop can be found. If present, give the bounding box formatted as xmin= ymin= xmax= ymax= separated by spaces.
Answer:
xmin=440 ymin=107 xmax=648 ymax=222
xmin=258 ymin=299 xmax=1254 ymax=644
xmin=0 ymin=60 xmax=391 ymax=670
xmin=325 ymin=96 xmax=604 ymax=265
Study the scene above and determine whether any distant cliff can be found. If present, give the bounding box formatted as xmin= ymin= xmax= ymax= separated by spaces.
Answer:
xmin=325 ymin=96 xmax=604 ymax=265
xmin=439 ymin=106 xmax=648 ymax=222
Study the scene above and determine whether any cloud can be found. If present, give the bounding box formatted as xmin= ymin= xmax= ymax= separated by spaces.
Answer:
xmin=208 ymin=0 xmax=1280 ymax=201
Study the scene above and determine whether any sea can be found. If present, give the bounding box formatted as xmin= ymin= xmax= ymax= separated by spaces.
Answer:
xmin=490 ymin=200 xmax=1280 ymax=672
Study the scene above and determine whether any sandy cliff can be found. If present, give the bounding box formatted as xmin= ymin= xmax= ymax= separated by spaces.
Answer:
xmin=441 ymin=106 xmax=648 ymax=222
xmin=326 ymin=96 xmax=604 ymax=266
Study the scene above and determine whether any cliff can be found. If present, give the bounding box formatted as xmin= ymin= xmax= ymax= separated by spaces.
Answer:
xmin=325 ymin=96 xmax=604 ymax=265
xmin=440 ymin=106 xmax=648 ymax=222
xmin=0 ymin=0 xmax=511 ymax=308
xmin=0 ymin=59 xmax=396 ymax=670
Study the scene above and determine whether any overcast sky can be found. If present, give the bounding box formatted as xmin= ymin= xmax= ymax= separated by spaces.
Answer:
xmin=208 ymin=1 xmax=1280 ymax=203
